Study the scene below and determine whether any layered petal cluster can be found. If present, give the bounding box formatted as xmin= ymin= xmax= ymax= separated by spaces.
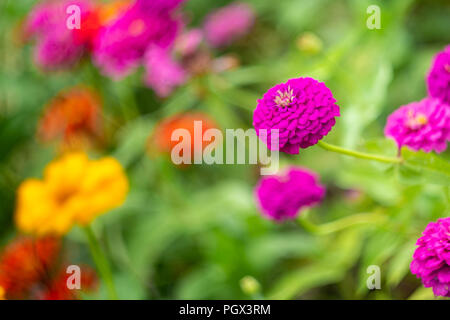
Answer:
xmin=203 ymin=2 xmax=255 ymax=48
xmin=25 ymin=0 xmax=95 ymax=69
xmin=144 ymin=46 xmax=188 ymax=97
xmin=93 ymin=0 xmax=184 ymax=78
xmin=15 ymin=152 xmax=129 ymax=235
xmin=410 ymin=217 xmax=450 ymax=297
xmin=255 ymin=167 xmax=325 ymax=221
xmin=384 ymin=98 xmax=450 ymax=153
xmin=253 ymin=77 xmax=340 ymax=154
xmin=427 ymin=45 xmax=450 ymax=105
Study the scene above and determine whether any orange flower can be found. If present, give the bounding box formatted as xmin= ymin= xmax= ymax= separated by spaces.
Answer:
xmin=149 ymin=112 xmax=219 ymax=163
xmin=37 ymin=86 xmax=102 ymax=150
xmin=0 ymin=236 xmax=60 ymax=299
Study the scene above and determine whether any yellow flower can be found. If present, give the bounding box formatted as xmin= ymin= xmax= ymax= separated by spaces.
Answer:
xmin=0 ymin=285 xmax=5 ymax=300
xmin=15 ymin=152 xmax=129 ymax=235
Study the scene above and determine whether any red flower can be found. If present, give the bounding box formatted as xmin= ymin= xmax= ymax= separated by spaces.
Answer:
xmin=0 ymin=237 xmax=60 ymax=298
xmin=0 ymin=236 xmax=97 ymax=300
xmin=42 ymin=265 xmax=98 ymax=300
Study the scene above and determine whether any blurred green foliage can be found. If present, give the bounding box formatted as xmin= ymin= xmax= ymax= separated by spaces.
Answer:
xmin=0 ymin=0 xmax=449 ymax=299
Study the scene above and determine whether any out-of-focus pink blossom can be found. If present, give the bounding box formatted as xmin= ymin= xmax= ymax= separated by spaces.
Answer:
xmin=144 ymin=46 xmax=187 ymax=97
xmin=25 ymin=0 xmax=94 ymax=69
xmin=93 ymin=0 xmax=184 ymax=79
xmin=175 ymin=29 xmax=203 ymax=57
xmin=203 ymin=2 xmax=255 ymax=48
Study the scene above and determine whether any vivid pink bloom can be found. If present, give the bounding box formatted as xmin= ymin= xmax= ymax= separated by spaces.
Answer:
xmin=384 ymin=98 xmax=450 ymax=153
xmin=144 ymin=46 xmax=187 ymax=97
xmin=25 ymin=0 xmax=94 ymax=69
xmin=410 ymin=217 xmax=450 ymax=298
xmin=93 ymin=0 xmax=184 ymax=78
xmin=253 ymin=77 xmax=340 ymax=154
xmin=136 ymin=0 xmax=185 ymax=12
xmin=255 ymin=167 xmax=325 ymax=221
xmin=427 ymin=46 xmax=450 ymax=105
xmin=203 ymin=2 xmax=255 ymax=48
xmin=175 ymin=29 xmax=203 ymax=56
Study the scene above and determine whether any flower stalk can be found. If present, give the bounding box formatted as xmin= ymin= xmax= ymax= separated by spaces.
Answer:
xmin=83 ymin=225 xmax=118 ymax=300
xmin=317 ymin=140 xmax=402 ymax=164
xmin=298 ymin=211 xmax=387 ymax=235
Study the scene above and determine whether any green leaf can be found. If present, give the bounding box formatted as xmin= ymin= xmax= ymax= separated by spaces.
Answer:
xmin=112 ymin=117 xmax=154 ymax=168
xmin=357 ymin=230 xmax=402 ymax=294
xmin=386 ymin=241 xmax=415 ymax=287
xmin=400 ymin=148 xmax=450 ymax=186
xmin=408 ymin=287 xmax=435 ymax=300
xmin=267 ymin=264 xmax=343 ymax=300
xmin=267 ymin=229 xmax=364 ymax=299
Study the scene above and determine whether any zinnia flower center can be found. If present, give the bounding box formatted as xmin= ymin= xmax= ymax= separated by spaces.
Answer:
xmin=406 ymin=111 xmax=428 ymax=130
xmin=274 ymin=86 xmax=295 ymax=108
xmin=54 ymin=187 xmax=77 ymax=206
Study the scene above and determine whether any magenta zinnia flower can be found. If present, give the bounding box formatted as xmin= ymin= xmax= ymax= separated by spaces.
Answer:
xmin=253 ymin=77 xmax=340 ymax=154
xmin=410 ymin=217 xmax=450 ymax=297
xmin=427 ymin=46 xmax=450 ymax=105
xmin=255 ymin=167 xmax=325 ymax=221
xmin=144 ymin=46 xmax=187 ymax=97
xmin=25 ymin=0 xmax=93 ymax=69
xmin=384 ymin=98 xmax=450 ymax=153
xmin=93 ymin=0 xmax=184 ymax=78
xmin=203 ymin=2 xmax=255 ymax=48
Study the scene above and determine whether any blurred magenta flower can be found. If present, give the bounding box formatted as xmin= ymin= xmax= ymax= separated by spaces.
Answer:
xmin=136 ymin=0 xmax=185 ymax=11
xmin=93 ymin=0 xmax=184 ymax=78
xmin=203 ymin=2 xmax=255 ymax=48
xmin=410 ymin=217 xmax=450 ymax=298
xmin=175 ymin=29 xmax=203 ymax=57
xmin=384 ymin=98 xmax=450 ymax=153
xmin=253 ymin=77 xmax=340 ymax=154
xmin=427 ymin=45 xmax=450 ymax=105
xmin=255 ymin=167 xmax=325 ymax=221
xmin=144 ymin=46 xmax=187 ymax=97
xmin=25 ymin=0 xmax=94 ymax=69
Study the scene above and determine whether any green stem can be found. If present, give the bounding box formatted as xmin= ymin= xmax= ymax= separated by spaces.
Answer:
xmin=83 ymin=225 xmax=118 ymax=300
xmin=317 ymin=140 xmax=402 ymax=164
xmin=298 ymin=211 xmax=386 ymax=235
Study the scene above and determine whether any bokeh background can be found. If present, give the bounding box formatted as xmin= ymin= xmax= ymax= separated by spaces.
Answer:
xmin=0 ymin=0 xmax=449 ymax=299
